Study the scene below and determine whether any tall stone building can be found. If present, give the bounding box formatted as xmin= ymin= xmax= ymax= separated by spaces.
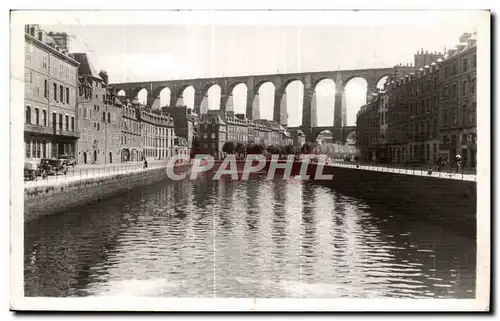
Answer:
xmin=360 ymin=32 xmax=477 ymax=168
xmin=119 ymin=100 xmax=143 ymax=162
xmin=356 ymin=98 xmax=380 ymax=161
xmin=24 ymin=25 xmax=80 ymax=160
xmin=198 ymin=110 xmax=227 ymax=158
xmin=161 ymin=105 xmax=197 ymax=150
xmin=73 ymin=53 xmax=121 ymax=165
xmin=139 ymin=108 xmax=175 ymax=161
xmin=439 ymin=33 xmax=477 ymax=167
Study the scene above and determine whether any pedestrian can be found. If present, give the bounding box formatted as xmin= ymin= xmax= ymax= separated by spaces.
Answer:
xmin=143 ymin=157 xmax=148 ymax=169
xmin=436 ymin=156 xmax=445 ymax=172
xmin=455 ymin=154 xmax=462 ymax=173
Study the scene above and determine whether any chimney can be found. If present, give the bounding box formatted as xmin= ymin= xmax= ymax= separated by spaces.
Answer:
xmin=99 ymin=70 xmax=109 ymax=85
xmin=459 ymin=32 xmax=472 ymax=43
xmin=50 ymin=32 xmax=70 ymax=52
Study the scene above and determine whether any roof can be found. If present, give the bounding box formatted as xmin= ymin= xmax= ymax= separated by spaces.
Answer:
xmin=70 ymin=53 xmax=103 ymax=81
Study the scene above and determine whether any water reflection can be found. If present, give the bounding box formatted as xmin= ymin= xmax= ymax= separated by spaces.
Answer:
xmin=25 ymin=174 xmax=476 ymax=298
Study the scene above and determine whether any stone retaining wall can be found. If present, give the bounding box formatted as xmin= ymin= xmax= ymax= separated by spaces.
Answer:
xmin=24 ymin=164 xmax=190 ymax=222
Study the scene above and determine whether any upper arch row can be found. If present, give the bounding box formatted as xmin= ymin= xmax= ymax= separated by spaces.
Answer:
xmin=109 ymin=67 xmax=413 ymax=103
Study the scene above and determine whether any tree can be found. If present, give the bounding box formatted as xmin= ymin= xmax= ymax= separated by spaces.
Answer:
xmin=285 ymin=144 xmax=296 ymax=155
xmin=301 ymin=142 xmax=314 ymax=154
xmin=222 ymin=141 xmax=236 ymax=154
xmin=266 ymin=145 xmax=280 ymax=155
xmin=235 ymin=142 xmax=246 ymax=155
xmin=247 ymin=143 xmax=265 ymax=155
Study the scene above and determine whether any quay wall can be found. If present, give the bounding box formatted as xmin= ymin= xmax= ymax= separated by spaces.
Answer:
xmin=211 ymin=160 xmax=477 ymax=236
xmin=314 ymin=164 xmax=477 ymax=235
xmin=24 ymin=164 xmax=190 ymax=222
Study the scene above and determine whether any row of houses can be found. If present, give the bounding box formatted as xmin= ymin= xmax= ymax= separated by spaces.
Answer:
xmin=24 ymin=25 xmax=190 ymax=165
xmin=356 ymin=32 xmax=477 ymax=168
xmin=197 ymin=110 xmax=294 ymax=158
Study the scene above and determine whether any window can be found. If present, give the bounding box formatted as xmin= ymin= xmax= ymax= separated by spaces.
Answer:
xmin=25 ymin=106 xmax=31 ymax=124
xmin=471 ymin=78 xmax=476 ymax=93
xmin=442 ymin=109 xmax=448 ymax=127
xmin=452 ymin=107 xmax=458 ymax=125
xmin=452 ymin=63 xmax=457 ymax=75
xmin=434 ymin=76 xmax=438 ymax=90
xmin=66 ymin=88 xmax=69 ymax=104
xmin=83 ymin=108 xmax=88 ymax=119
xmin=472 ymin=54 xmax=476 ymax=67
xmin=427 ymin=98 xmax=431 ymax=112
xmin=444 ymin=66 xmax=449 ymax=78
xmin=97 ymin=123 xmax=100 ymax=131
xmin=60 ymin=85 xmax=64 ymax=102
xmin=462 ymin=80 xmax=468 ymax=96
xmin=71 ymin=117 xmax=75 ymax=131
xmin=35 ymin=140 xmax=40 ymax=158
xmin=58 ymin=114 xmax=63 ymax=130
xmin=65 ymin=115 xmax=69 ymax=131
xmin=25 ymin=140 xmax=30 ymax=158
xmin=53 ymin=83 xmax=57 ymax=101
xmin=451 ymin=84 xmax=457 ymax=98
xmin=42 ymin=110 xmax=47 ymax=126
xmin=433 ymin=96 xmax=438 ymax=111
xmin=35 ymin=108 xmax=39 ymax=125
xmin=463 ymin=105 xmax=469 ymax=125
xmin=52 ymin=113 xmax=56 ymax=128
xmin=42 ymin=56 xmax=47 ymax=69
xmin=44 ymin=79 xmax=48 ymax=98
xmin=463 ymin=58 xmax=468 ymax=72
xmin=102 ymin=111 xmax=106 ymax=122
xmin=35 ymin=75 xmax=40 ymax=95
xmin=107 ymin=113 xmax=111 ymax=123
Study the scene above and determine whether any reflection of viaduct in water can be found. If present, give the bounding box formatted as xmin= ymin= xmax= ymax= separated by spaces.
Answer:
xmin=110 ymin=66 xmax=414 ymax=142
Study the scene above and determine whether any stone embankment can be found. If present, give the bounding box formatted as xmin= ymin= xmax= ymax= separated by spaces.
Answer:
xmin=24 ymin=163 xmax=190 ymax=222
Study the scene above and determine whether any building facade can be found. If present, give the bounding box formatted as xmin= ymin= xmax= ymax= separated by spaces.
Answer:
xmin=120 ymin=100 xmax=143 ymax=162
xmin=439 ymin=33 xmax=477 ymax=167
xmin=356 ymin=97 xmax=381 ymax=161
xmin=226 ymin=112 xmax=249 ymax=144
xmin=198 ymin=110 xmax=227 ymax=158
xmin=358 ymin=32 xmax=477 ymax=168
xmin=161 ymin=105 xmax=196 ymax=151
xmin=24 ymin=25 xmax=79 ymax=160
xmin=73 ymin=53 xmax=122 ymax=165
xmin=386 ymin=76 xmax=410 ymax=163
xmin=139 ymin=108 xmax=175 ymax=161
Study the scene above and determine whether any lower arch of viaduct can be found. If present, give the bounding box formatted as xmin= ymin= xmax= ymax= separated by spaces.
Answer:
xmin=109 ymin=66 xmax=413 ymax=132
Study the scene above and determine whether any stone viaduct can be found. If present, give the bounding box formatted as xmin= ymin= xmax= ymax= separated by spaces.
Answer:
xmin=109 ymin=65 xmax=414 ymax=142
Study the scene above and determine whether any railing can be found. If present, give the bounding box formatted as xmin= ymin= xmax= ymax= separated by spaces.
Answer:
xmin=24 ymin=124 xmax=80 ymax=138
xmin=323 ymin=159 xmax=477 ymax=181
xmin=24 ymin=159 xmax=189 ymax=187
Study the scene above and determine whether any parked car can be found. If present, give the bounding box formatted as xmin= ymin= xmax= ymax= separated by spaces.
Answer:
xmin=58 ymin=154 xmax=76 ymax=167
xmin=24 ymin=161 xmax=47 ymax=181
xmin=40 ymin=158 xmax=68 ymax=176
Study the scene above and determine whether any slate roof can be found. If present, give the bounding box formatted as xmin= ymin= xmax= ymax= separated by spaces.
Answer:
xmin=70 ymin=53 xmax=103 ymax=81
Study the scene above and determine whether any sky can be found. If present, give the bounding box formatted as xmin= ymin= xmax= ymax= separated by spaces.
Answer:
xmin=45 ymin=22 xmax=478 ymax=127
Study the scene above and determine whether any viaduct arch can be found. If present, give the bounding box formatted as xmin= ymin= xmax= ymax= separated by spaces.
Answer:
xmin=110 ymin=66 xmax=413 ymax=142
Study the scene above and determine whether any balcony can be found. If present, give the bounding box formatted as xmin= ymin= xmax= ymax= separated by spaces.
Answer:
xmin=24 ymin=123 xmax=80 ymax=138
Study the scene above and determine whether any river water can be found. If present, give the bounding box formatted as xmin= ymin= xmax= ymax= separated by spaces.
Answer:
xmin=24 ymin=174 xmax=476 ymax=298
